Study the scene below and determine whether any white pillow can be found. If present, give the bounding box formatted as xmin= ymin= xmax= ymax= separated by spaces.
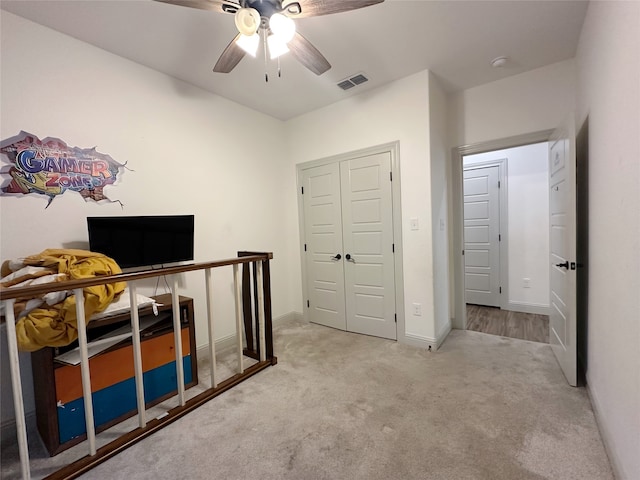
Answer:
xmin=92 ymin=290 xmax=158 ymax=320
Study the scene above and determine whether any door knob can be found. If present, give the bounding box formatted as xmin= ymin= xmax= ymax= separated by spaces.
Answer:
xmin=345 ymin=254 xmax=355 ymax=263
xmin=331 ymin=254 xmax=342 ymax=260
xmin=555 ymin=261 xmax=569 ymax=269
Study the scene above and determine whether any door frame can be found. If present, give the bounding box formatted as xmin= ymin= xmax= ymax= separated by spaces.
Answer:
xmin=462 ymin=158 xmax=508 ymax=310
xmin=451 ymin=130 xmax=553 ymax=330
xmin=296 ymin=141 xmax=406 ymax=342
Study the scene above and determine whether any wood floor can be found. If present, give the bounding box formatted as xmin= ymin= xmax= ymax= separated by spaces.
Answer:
xmin=466 ymin=304 xmax=549 ymax=343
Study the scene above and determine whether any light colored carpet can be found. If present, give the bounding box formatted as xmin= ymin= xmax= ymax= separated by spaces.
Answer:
xmin=2 ymin=318 xmax=613 ymax=479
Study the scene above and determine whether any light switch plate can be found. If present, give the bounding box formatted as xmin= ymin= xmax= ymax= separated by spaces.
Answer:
xmin=410 ymin=217 xmax=419 ymax=231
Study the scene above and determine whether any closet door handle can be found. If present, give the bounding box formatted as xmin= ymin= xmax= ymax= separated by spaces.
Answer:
xmin=345 ymin=254 xmax=355 ymax=263
xmin=331 ymin=254 xmax=342 ymax=261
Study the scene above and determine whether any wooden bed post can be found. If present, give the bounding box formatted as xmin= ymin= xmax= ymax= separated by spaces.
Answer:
xmin=237 ymin=251 xmax=275 ymax=364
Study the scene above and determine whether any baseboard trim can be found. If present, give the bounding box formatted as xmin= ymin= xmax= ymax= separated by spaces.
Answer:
xmin=505 ymin=301 xmax=550 ymax=316
xmin=401 ymin=332 xmax=437 ymax=351
xmin=586 ymin=374 xmax=627 ymax=480
xmin=401 ymin=320 xmax=452 ymax=351
xmin=196 ymin=311 xmax=302 ymax=360
xmin=435 ymin=320 xmax=452 ymax=348
xmin=276 ymin=311 xmax=303 ymax=323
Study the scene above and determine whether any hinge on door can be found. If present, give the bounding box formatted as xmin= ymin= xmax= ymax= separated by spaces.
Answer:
xmin=394 ymin=313 xmax=397 ymax=323
xmin=304 ymin=244 xmax=307 ymax=251
xmin=499 ymin=287 xmax=502 ymax=294
xmin=462 ymin=250 xmax=465 ymax=255
xmin=301 ymin=186 xmax=304 ymax=194
xmin=392 ymin=243 xmax=395 ymax=253
xmin=390 ymin=172 xmax=393 ymax=181
xmin=498 ymin=180 xmax=501 ymax=188
xmin=307 ymin=300 xmax=310 ymax=308
xmin=499 ymin=234 xmax=501 ymax=241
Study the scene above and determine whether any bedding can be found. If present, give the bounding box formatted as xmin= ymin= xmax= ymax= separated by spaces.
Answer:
xmin=92 ymin=291 xmax=158 ymax=320
xmin=0 ymin=249 xmax=127 ymax=351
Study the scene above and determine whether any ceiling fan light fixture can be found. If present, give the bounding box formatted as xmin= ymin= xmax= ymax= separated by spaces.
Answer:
xmin=267 ymin=33 xmax=289 ymax=59
xmin=235 ymin=7 xmax=261 ymax=36
xmin=269 ymin=13 xmax=296 ymax=43
xmin=236 ymin=33 xmax=260 ymax=57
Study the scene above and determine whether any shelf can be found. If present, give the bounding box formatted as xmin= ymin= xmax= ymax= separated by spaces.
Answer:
xmin=31 ymin=295 xmax=198 ymax=456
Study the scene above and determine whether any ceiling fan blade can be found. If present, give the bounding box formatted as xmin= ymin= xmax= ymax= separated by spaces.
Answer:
xmin=154 ymin=0 xmax=240 ymax=14
xmin=286 ymin=0 xmax=383 ymax=18
xmin=213 ymin=34 xmax=246 ymax=73
xmin=288 ymin=32 xmax=331 ymax=75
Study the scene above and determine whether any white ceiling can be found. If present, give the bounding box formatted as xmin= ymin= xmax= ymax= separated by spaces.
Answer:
xmin=1 ymin=0 xmax=589 ymax=120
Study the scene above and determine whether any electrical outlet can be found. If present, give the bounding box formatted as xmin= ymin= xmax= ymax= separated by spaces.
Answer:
xmin=410 ymin=217 xmax=419 ymax=231
xmin=412 ymin=303 xmax=422 ymax=316
xmin=523 ymin=278 xmax=531 ymax=288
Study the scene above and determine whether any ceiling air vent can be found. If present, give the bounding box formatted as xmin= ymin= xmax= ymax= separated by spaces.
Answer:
xmin=337 ymin=73 xmax=369 ymax=91
xmin=338 ymin=80 xmax=356 ymax=90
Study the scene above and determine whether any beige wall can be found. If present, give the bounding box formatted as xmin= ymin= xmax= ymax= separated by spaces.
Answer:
xmin=447 ymin=59 xmax=577 ymax=329
xmin=449 ymin=59 xmax=576 ymax=147
xmin=428 ymin=72 xmax=451 ymax=340
xmin=2 ymin=6 xmax=638 ymax=478
xmin=286 ymin=71 xmax=437 ymax=343
xmin=574 ymin=2 xmax=640 ymax=478
xmin=0 ymin=12 xmax=292 ymax=425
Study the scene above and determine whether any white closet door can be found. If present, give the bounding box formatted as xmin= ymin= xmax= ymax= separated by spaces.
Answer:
xmin=301 ymin=163 xmax=346 ymax=331
xmin=463 ymin=165 xmax=501 ymax=307
xmin=340 ymin=152 xmax=396 ymax=340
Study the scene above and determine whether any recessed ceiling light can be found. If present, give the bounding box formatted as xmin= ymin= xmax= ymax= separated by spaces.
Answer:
xmin=491 ymin=56 xmax=509 ymax=68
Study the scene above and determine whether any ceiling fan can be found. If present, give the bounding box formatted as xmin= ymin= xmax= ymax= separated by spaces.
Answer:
xmin=155 ymin=0 xmax=384 ymax=77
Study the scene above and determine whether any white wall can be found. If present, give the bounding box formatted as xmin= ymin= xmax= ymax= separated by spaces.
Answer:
xmin=0 ymin=13 xmax=293 ymax=426
xmin=428 ymin=72 xmax=451 ymax=341
xmin=574 ymin=2 xmax=640 ymax=479
xmin=286 ymin=71 xmax=439 ymax=344
xmin=449 ymin=59 xmax=576 ymax=146
xmin=463 ymin=142 xmax=550 ymax=312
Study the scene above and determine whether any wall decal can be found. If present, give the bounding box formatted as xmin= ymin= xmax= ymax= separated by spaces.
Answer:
xmin=0 ymin=131 xmax=126 ymax=208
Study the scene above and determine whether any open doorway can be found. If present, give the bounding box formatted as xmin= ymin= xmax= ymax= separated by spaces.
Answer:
xmin=456 ymin=137 xmax=551 ymax=344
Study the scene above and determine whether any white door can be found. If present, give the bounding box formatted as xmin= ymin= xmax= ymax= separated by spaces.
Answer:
xmin=301 ymin=153 xmax=396 ymax=340
xmin=549 ymin=119 xmax=577 ymax=386
xmin=341 ymin=153 xmax=396 ymax=340
xmin=301 ymin=163 xmax=346 ymax=331
xmin=463 ymin=165 xmax=501 ymax=307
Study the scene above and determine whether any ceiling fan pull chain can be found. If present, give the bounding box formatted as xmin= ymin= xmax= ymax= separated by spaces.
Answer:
xmin=263 ymin=28 xmax=269 ymax=83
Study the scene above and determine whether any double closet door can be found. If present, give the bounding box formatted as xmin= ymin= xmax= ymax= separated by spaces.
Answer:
xmin=301 ymin=152 xmax=396 ymax=340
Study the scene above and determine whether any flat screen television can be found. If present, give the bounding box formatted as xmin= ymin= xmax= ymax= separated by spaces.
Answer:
xmin=87 ymin=215 xmax=194 ymax=269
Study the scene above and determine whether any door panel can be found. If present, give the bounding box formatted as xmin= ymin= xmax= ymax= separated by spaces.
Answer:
xmin=464 ymin=201 xmax=490 ymax=219
xmin=465 ymin=273 xmax=491 ymax=291
xmin=463 ymin=165 xmax=501 ymax=307
xmin=301 ymin=164 xmax=346 ymax=331
xmin=464 ymin=225 xmax=490 ymax=243
xmin=549 ymin=119 xmax=577 ymax=386
xmin=352 ymin=231 xmax=383 ymax=253
xmin=353 ymin=263 xmax=384 ymax=286
xmin=341 ymin=153 xmax=396 ymax=340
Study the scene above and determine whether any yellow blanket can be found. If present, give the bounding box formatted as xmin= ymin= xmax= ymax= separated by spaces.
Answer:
xmin=1 ymin=249 xmax=126 ymax=351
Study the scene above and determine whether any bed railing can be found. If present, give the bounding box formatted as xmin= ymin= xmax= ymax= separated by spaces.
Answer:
xmin=1 ymin=252 xmax=275 ymax=480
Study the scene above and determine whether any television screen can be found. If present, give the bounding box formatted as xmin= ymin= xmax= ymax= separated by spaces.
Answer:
xmin=87 ymin=215 xmax=194 ymax=268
